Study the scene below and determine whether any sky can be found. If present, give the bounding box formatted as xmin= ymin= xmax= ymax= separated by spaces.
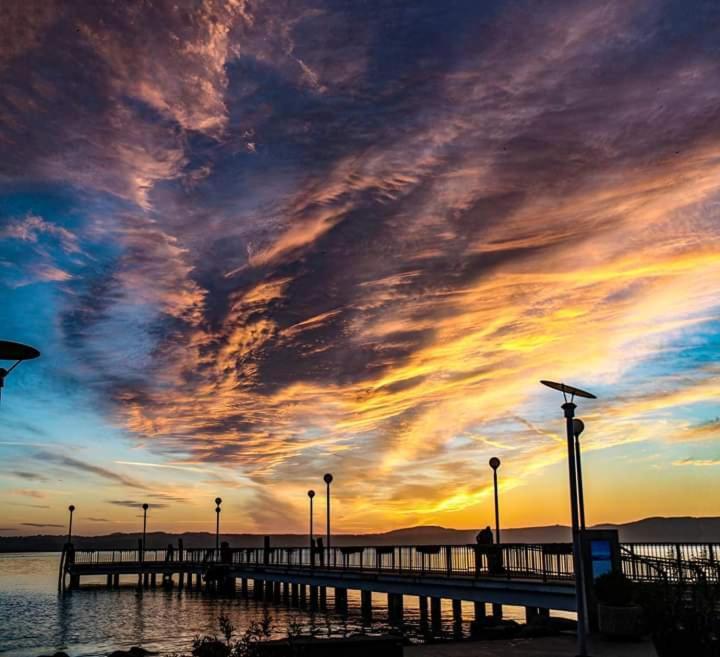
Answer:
xmin=1 ymin=0 xmax=719 ymax=538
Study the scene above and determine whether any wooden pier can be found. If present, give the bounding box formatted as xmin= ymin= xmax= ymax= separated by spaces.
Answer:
xmin=58 ymin=538 xmax=720 ymax=627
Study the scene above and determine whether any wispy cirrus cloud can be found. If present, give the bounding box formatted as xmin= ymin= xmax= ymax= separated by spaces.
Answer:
xmin=2 ymin=0 xmax=720 ymax=531
xmin=35 ymin=453 xmax=149 ymax=490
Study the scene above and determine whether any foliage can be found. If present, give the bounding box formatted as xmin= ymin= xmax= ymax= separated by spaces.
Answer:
xmin=636 ymin=580 xmax=720 ymax=657
xmin=594 ymin=571 xmax=636 ymax=606
xmin=168 ymin=613 xmax=275 ymax=657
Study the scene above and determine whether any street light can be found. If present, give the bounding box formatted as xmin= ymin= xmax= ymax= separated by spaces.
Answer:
xmin=67 ymin=505 xmax=75 ymax=544
xmin=323 ymin=473 xmax=333 ymax=564
xmin=573 ymin=418 xmax=587 ymax=531
xmin=540 ymin=380 xmax=595 ymax=657
xmin=489 ymin=457 xmax=501 ymax=544
xmin=142 ymin=503 xmax=149 ymax=558
xmin=0 ymin=340 xmax=40 ymax=402
xmin=307 ymin=490 xmax=315 ymax=549
xmin=215 ymin=497 xmax=222 ymax=556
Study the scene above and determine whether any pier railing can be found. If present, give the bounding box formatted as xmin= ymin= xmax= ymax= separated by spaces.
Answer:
xmin=620 ymin=543 xmax=720 ymax=584
xmin=66 ymin=542 xmax=720 ymax=584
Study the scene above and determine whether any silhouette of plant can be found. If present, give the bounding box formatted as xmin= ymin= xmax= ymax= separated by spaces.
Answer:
xmin=167 ymin=614 xmax=276 ymax=657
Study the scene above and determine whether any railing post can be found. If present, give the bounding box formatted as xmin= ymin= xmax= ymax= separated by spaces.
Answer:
xmin=676 ymin=544 xmax=683 ymax=583
xmin=445 ymin=546 xmax=452 ymax=576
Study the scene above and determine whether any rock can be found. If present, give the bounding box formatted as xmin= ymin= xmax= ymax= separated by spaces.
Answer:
xmin=107 ymin=648 xmax=158 ymax=657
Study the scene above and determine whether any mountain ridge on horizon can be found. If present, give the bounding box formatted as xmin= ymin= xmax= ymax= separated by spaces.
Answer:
xmin=2 ymin=515 xmax=719 ymax=552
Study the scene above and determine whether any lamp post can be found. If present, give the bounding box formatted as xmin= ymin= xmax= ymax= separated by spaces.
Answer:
xmin=540 ymin=380 xmax=595 ymax=657
xmin=323 ymin=473 xmax=333 ymax=564
xmin=307 ymin=490 xmax=315 ymax=549
xmin=141 ymin=503 xmax=149 ymax=559
xmin=214 ymin=497 xmax=222 ymax=557
xmin=489 ymin=457 xmax=501 ymax=544
xmin=67 ymin=505 xmax=75 ymax=544
xmin=573 ymin=418 xmax=587 ymax=531
xmin=0 ymin=340 xmax=40 ymax=402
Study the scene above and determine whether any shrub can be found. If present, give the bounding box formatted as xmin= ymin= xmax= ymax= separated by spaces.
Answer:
xmin=594 ymin=571 xmax=635 ymax=606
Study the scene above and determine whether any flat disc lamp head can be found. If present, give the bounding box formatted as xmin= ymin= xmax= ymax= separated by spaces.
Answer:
xmin=0 ymin=340 xmax=40 ymax=400
xmin=0 ymin=341 xmax=40 ymax=361
xmin=540 ymin=380 xmax=596 ymax=402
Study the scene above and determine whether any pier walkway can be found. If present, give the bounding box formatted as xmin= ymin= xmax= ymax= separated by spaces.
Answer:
xmin=59 ymin=540 xmax=719 ymax=626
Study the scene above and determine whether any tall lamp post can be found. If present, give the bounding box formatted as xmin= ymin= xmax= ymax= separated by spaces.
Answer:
xmin=0 ymin=340 xmax=40 ymax=402
xmin=489 ymin=457 xmax=501 ymax=544
xmin=323 ymin=473 xmax=333 ymax=564
xmin=307 ymin=489 xmax=315 ymax=550
xmin=573 ymin=419 xmax=587 ymax=531
xmin=141 ymin=503 xmax=149 ymax=559
xmin=215 ymin=497 xmax=222 ymax=557
xmin=67 ymin=505 xmax=75 ymax=544
xmin=540 ymin=380 xmax=595 ymax=657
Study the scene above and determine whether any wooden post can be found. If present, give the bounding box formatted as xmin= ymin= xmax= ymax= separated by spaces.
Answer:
xmin=282 ymin=581 xmax=290 ymax=602
xmin=388 ymin=593 xmax=403 ymax=623
xmin=474 ymin=601 xmax=486 ymax=621
xmin=452 ymin=599 xmax=462 ymax=638
xmin=361 ymin=589 xmax=372 ymax=620
xmin=57 ymin=544 xmax=67 ymax=593
xmin=335 ymin=587 xmax=347 ymax=612
xmin=418 ymin=595 xmax=428 ymax=626
xmin=431 ymin=597 xmax=442 ymax=633
xmin=319 ymin=586 xmax=327 ymax=609
xmin=273 ymin=581 xmax=281 ymax=603
xmin=492 ymin=603 xmax=503 ymax=620
xmin=291 ymin=582 xmax=299 ymax=606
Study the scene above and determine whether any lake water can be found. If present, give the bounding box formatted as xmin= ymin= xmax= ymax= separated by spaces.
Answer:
xmin=0 ymin=552 xmax=539 ymax=656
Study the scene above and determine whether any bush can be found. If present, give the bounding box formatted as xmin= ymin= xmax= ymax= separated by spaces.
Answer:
xmin=594 ymin=571 xmax=636 ymax=606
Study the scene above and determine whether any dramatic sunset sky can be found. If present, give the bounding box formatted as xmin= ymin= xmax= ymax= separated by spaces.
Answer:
xmin=1 ymin=0 xmax=719 ymax=537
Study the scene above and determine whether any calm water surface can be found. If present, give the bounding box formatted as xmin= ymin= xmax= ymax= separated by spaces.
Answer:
xmin=0 ymin=552 xmax=536 ymax=656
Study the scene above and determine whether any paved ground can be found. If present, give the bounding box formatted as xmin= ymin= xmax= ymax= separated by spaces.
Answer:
xmin=405 ymin=635 xmax=657 ymax=657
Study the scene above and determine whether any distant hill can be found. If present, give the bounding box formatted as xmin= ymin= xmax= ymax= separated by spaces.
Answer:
xmin=1 ymin=516 xmax=718 ymax=552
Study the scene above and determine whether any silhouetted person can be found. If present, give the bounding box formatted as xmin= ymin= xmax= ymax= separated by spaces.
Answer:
xmin=220 ymin=540 xmax=231 ymax=564
xmin=476 ymin=526 xmax=493 ymax=545
xmin=165 ymin=543 xmax=174 ymax=562
xmin=316 ymin=537 xmax=325 ymax=566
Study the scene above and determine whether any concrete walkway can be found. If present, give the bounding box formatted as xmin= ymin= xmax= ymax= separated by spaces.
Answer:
xmin=406 ymin=635 xmax=657 ymax=657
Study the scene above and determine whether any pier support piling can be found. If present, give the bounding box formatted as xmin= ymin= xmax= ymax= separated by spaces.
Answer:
xmin=334 ymin=587 xmax=347 ymax=613
xmin=474 ymin=601 xmax=486 ymax=621
xmin=361 ymin=589 xmax=372 ymax=620
xmin=388 ymin=593 xmax=404 ymax=624
xmin=282 ymin=581 xmax=290 ymax=602
xmin=431 ymin=597 xmax=442 ymax=634
xmin=452 ymin=599 xmax=463 ymax=638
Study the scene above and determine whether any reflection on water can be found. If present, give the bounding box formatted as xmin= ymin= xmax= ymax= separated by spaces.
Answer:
xmin=0 ymin=552 xmax=539 ymax=657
